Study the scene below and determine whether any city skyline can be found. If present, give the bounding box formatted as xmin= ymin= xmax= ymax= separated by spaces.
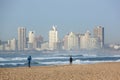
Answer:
xmin=0 ymin=0 xmax=120 ymax=43
xmin=0 ymin=26 xmax=104 ymax=51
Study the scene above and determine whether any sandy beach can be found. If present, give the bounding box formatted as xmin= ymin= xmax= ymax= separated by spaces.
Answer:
xmin=0 ymin=62 xmax=120 ymax=80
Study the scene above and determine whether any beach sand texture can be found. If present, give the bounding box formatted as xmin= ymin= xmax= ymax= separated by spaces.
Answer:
xmin=0 ymin=62 xmax=120 ymax=80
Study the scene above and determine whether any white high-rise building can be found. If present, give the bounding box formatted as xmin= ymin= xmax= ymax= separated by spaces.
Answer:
xmin=80 ymin=31 xmax=91 ymax=49
xmin=29 ymin=31 xmax=35 ymax=43
xmin=10 ymin=38 xmax=17 ymax=50
xmin=80 ymin=30 xmax=99 ymax=50
xmin=80 ymin=34 xmax=86 ymax=49
xmin=89 ymin=38 xmax=99 ymax=49
xmin=18 ymin=27 xmax=26 ymax=50
xmin=49 ymin=26 xmax=58 ymax=50
xmin=28 ymin=31 xmax=35 ymax=49
xmin=64 ymin=32 xmax=79 ymax=50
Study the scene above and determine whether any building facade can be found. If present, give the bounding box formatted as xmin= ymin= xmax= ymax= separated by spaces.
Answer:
xmin=64 ymin=32 xmax=79 ymax=50
xmin=28 ymin=31 xmax=35 ymax=49
xmin=18 ymin=27 xmax=26 ymax=50
xmin=28 ymin=31 xmax=35 ymax=44
xmin=35 ymin=35 xmax=44 ymax=48
xmin=94 ymin=26 xmax=104 ymax=48
xmin=10 ymin=38 xmax=17 ymax=50
xmin=80 ymin=31 xmax=98 ymax=50
xmin=49 ymin=26 xmax=58 ymax=50
xmin=89 ymin=38 xmax=99 ymax=49
xmin=80 ymin=31 xmax=91 ymax=49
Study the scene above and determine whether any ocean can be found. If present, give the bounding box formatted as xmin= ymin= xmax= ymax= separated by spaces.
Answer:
xmin=0 ymin=50 xmax=120 ymax=67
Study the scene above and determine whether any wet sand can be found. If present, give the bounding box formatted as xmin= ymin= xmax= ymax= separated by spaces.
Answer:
xmin=0 ymin=62 xmax=120 ymax=80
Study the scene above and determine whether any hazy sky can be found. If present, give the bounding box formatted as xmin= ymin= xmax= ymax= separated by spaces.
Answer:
xmin=0 ymin=0 xmax=120 ymax=44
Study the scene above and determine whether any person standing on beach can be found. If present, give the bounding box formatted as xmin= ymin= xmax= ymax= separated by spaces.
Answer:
xmin=27 ymin=56 xmax=32 ymax=68
xmin=69 ymin=56 xmax=73 ymax=64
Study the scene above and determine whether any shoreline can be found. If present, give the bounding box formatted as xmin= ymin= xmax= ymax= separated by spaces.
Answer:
xmin=1 ymin=62 xmax=120 ymax=80
xmin=0 ymin=61 xmax=118 ymax=68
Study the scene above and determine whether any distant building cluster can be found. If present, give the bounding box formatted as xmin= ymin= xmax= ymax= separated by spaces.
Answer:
xmin=63 ymin=26 xmax=104 ymax=50
xmin=0 ymin=25 xmax=104 ymax=51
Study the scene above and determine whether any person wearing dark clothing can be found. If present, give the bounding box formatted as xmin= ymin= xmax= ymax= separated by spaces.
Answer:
xmin=27 ymin=56 xmax=32 ymax=67
xmin=69 ymin=56 xmax=73 ymax=64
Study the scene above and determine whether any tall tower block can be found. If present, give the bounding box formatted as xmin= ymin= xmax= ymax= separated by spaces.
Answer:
xmin=18 ymin=27 xmax=26 ymax=50
xmin=49 ymin=26 xmax=58 ymax=50
xmin=94 ymin=26 xmax=104 ymax=48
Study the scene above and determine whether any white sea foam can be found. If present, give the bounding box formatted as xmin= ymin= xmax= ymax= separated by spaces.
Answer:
xmin=116 ymin=59 xmax=120 ymax=62
xmin=11 ymin=57 xmax=27 ymax=61
xmin=74 ymin=60 xmax=81 ymax=64
xmin=41 ymin=61 xmax=69 ymax=65
xmin=33 ymin=57 xmax=67 ymax=60
xmin=0 ymin=57 xmax=8 ymax=61
xmin=113 ymin=55 xmax=120 ymax=57
xmin=0 ymin=57 xmax=27 ymax=61
xmin=0 ymin=62 xmax=25 ymax=66
xmin=74 ymin=59 xmax=120 ymax=64
xmin=83 ymin=54 xmax=97 ymax=57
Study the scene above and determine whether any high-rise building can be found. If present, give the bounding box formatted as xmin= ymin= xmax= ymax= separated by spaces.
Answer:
xmin=49 ymin=26 xmax=58 ymax=50
xmin=28 ymin=31 xmax=35 ymax=49
xmin=18 ymin=27 xmax=26 ymax=50
xmin=35 ymin=35 xmax=44 ymax=48
xmin=10 ymin=38 xmax=17 ymax=50
xmin=29 ymin=31 xmax=35 ymax=43
xmin=94 ymin=26 xmax=104 ymax=48
xmin=64 ymin=32 xmax=79 ymax=50
xmin=89 ymin=38 xmax=99 ymax=49
xmin=80 ymin=31 xmax=91 ymax=49
xmin=80 ymin=34 xmax=86 ymax=49
xmin=63 ymin=35 xmax=68 ymax=50
xmin=80 ymin=31 xmax=99 ymax=50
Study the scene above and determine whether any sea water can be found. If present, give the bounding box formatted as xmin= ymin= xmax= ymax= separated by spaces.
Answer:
xmin=0 ymin=50 xmax=120 ymax=67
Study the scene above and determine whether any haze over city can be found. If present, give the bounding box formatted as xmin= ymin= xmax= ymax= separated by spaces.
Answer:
xmin=0 ymin=0 xmax=120 ymax=44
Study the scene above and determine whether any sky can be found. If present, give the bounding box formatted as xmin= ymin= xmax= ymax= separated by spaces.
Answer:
xmin=0 ymin=0 xmax=120 ymax=44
